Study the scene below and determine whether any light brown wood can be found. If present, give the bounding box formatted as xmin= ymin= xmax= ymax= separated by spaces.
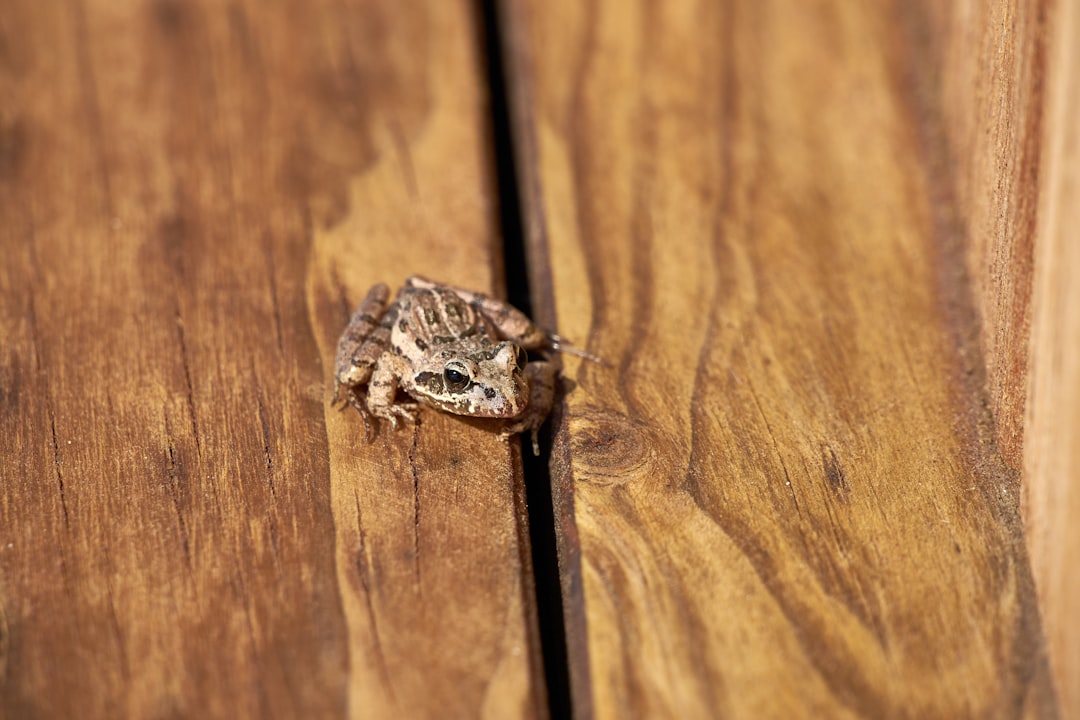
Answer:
xmin=1025 ymin=0 xmax=1080 ymax=713
xmin=503 ymin=0 xmax=1058 ymax=716
xmin=883 ymin=0 xmax=1080 ymax=711
xmin=917 ymin=0 xmax=1047 ymax=473
xmin=0 ymin=1 xmax=544 ymax=717
xmin=306 ymin=0 xmax=547 ymax=712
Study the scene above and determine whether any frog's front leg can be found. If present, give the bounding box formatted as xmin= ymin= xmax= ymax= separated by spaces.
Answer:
xmin=501 ymin=360 xmax=558 ymax=455
xmin=367 ymin=354 xmax=419 ymax=430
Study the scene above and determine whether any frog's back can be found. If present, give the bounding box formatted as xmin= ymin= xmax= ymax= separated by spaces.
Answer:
xmin=394 ymin=285 xmax=490 ymax=350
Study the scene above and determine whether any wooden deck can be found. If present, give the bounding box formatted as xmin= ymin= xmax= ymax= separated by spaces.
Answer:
xmin=0 ymin=1 xmax=1075 ymax=718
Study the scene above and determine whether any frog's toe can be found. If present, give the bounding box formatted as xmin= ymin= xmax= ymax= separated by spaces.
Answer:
xmin=337 ymin=390 xmax=375 ymax=439
xmin=504 ymin=415 xmax=539 ymax=437
xmin=498 ymin=424 xmax=542 ymax=455
xmin=393 ymin=404 xmax=419 ymax=425
xmin=374 ymin=403 xmax=419 ymax=430
xmin=502 ymin=414 xmax=546 ymax=455
xmin=332 ymin=381 xmax=354 ymax=409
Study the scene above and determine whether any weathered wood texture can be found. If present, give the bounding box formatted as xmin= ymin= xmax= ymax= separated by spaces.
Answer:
xmin=1025 ymin=0 xmax=1080 ymax=714
xmin=910 ymin=0 xmax=1047 ymax=473
xmin=869 ymin=1 xmax=1080 ymax=712
xmin=503 ymin=0 xmax=1058 ymax=717
xmin=306 ymin=0 xmax=547 ymax=714
xmin=0 ymin=1 xmax=543 ymax=718
xmin=896 ymin=3 xmax=1080 ymax=713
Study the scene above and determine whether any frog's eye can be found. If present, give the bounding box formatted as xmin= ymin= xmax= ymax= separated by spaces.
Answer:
xmin=443 ymin=363 xmax=471 ymax=391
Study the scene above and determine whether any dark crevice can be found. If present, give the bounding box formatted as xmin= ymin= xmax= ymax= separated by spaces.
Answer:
xmin=162 ymin=407 xmax=194 ymax=571
xmin=408 ymin=423 xmax=423 ymax=594
xmin=478 ymin=1 xmax=573 ymax=718
xmin=254 ymin=391 xmax=278 ymax=498
xmin=174 ymin=308 xmax=202 ymax=454
xmin=49 ymin=417 xmax=71 ymax=530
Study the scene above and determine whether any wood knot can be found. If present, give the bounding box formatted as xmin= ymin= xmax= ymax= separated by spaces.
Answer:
xmin=569 ymin=409 xmax=664 ymax=486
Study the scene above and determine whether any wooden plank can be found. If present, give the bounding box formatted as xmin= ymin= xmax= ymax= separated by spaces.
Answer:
xmin=1026 ymin=0 xmax=1080 ymax=713
xmin=903 ymin=0 xmax=1080 ymax=712
xmin=501 ymin=0 xmax=1058 ymax=716
xmin=0 ymin=1 xmax=544 ymax=718
xmin=909 ymin=0 xmax=1046 ymax=474
xmin=306 ymin=0 xmax=548 ymax=715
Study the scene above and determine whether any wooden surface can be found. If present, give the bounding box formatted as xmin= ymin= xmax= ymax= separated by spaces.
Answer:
xmin=920 ymin=0 xmax=1047 ymax=473
xmin=502 ymin=0 xmax=1058 ymax=717
xmin=0 ymin=1 xmax=544 ymax=718
xmin=1 ymin=0 xmax=1071 ymax=717
xmin=1026 ymin=0 xmax=1080 ymax=713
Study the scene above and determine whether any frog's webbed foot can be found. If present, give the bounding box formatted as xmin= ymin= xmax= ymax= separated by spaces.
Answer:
xmin=371 ymin=402 xmax=420 ymax=430
xmin=502 ymin=413 xmax=545 ymax=456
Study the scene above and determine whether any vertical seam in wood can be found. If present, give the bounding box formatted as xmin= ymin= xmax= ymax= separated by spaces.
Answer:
xmin=889 ymin=1 xmax=1059 ymax=714
xmin=481 ymin=0 xmax=580 ymax=717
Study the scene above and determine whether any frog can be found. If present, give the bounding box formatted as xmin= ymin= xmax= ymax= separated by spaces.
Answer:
xmin=332 ymin=276 xmax=590 ymax=453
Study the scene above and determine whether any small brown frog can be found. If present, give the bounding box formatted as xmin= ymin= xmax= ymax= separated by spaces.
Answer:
xmin=333 ymin=276 xmax=592 ymax=452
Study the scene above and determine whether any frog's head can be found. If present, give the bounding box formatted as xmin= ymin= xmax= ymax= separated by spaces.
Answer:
xmin=411 ymin=340 xmax=529 ymax=418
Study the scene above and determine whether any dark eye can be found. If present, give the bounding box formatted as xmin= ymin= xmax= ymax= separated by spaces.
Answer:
xmin=444 ymin=365 xmax=470 ymax=391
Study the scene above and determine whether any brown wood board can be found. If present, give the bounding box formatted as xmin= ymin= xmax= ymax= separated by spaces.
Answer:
xmin=0 ymin=1 xmax=544 ymax=718
xmin=1025 ymin=0 xmax=1080 ymax=713
xmin=906 ymin=0 xmax=1047 ymax=474
xmin=502 ymin=0 xmax=1058 ymax=717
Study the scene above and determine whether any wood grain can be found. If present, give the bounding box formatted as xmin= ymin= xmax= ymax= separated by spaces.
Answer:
xmin=0 ymin=1 xmax=543 ymax=718
xmin=908 ymin=0 xmax=1080 ymax=712
xmin=1025 ymin=0 xmax=1080 ymax=713
xmin=905 ymin=0 xmax=1047 ymax=474
xmin=306 ymin=0 xmax=548 ymax=714
xmin=502 ymin=0 xmax=1058 ymax=716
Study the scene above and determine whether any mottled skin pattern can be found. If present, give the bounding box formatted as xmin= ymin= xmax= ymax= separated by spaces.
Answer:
xmin=333 ymin=276 xmax=559 ymax=451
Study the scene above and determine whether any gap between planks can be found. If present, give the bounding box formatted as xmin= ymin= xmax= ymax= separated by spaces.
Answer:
xmin=479 ymin=0 xmax=575 ymax=717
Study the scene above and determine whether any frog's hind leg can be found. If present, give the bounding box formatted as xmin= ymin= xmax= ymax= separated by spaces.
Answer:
xmin=404 ymin=275 xmax=433 ymax=289
xmin=366 ymin=354 xmax=419 ymax=430
xmin=474 ymin=297 xmax=550 ymax=349
xmin=408 ymin=276 xmax=605 ymax=365
xmin=468 ymin=291 xmax=605 ymax=363
xmin=502 ymin=360 xmax=558 ymax=455
xmin=407 ymin=276 xmax=550 ymax=349
xmin=334 ymin=283 xmax=391 ymax=392
xmin=334 ymin=283 xmax=396 ymax=437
